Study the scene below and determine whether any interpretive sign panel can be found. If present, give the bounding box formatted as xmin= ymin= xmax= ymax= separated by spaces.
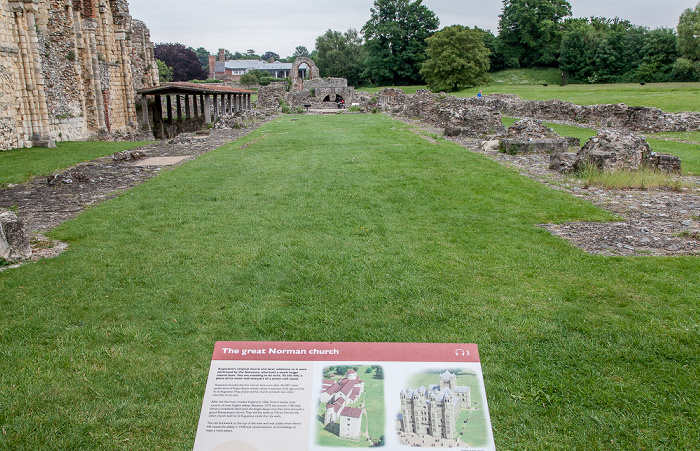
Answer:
xmin=193 ymin=342 xmax=495 ymax=451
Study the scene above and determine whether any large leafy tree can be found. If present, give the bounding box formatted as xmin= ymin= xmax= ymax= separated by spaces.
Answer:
xmin=635 ymin=28 xmax=678 ymax=82
xmin=153 ymin=43 xmax=207 ymax=81
xmin=293 ymin=46 xmax=310 ymax=58
xmin=678 ymin=3 xmax=700 ymax=61
xmin=156 ymin=60 xmax=173 ymax=83
xmin=193 ymin=47 xmax=211 ymax=73
xmin=498 ymin=0 xmax=572 ymax=67
xmin=315 ymin=29 xmax=367 ymax=86
xmin=261 ymin=51 xmax=280 ymax=62
xmin=559 ymin=17 xmax=648 ymax=83
xmin=420 ymin=25 xmax=490 ymax=91
xmin=362 ymin=0 xmax=439 ymax=85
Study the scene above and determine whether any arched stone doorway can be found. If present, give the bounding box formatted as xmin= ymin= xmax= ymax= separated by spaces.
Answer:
xmin=322 ymin=94 xmax=345 ymax=106
xmin=291 ymin=57 xmax=320 ymax=92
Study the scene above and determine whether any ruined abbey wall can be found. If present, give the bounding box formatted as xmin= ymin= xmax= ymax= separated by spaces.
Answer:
xmin=0 ymin=0 xmax=158 ymax=150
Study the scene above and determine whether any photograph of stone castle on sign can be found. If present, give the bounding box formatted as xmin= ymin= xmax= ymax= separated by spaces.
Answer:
xmin=316 ymin=365 xmax=385 ymax=448
xmin=396 ymin=370 xmax=488 ymax=448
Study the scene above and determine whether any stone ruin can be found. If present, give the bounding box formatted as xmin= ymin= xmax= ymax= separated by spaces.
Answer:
xmin=499 ymin=118 xmax=574 ymax=154
xmin=472 ymin=94 xmax=700 ymax=133
xmin=0 ymin=209 xmax=31 ymax=263
xmin=549 ymin=130 xmax=682 ymax=174
xmin=290 ymin=57 xmax=320 ymax=92
xmin=0 ymin=0 xmax=159 ymax=150
xmin=379 ymin=89 xmax=503 ymax=137
xmin=257 ymin=57 xmax=361 ymax=112
xmin=371 ymin=88 xmax=685 ymax=176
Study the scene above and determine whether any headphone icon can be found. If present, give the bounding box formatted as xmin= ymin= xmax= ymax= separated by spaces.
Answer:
xmin=455 ymin=348 xmax=470 ymax=357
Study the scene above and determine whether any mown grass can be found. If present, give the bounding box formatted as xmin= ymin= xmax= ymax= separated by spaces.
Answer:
xmin=0 ymin=141 xmax=151 ymax=186
xmin=1 ymin=115 xmax=698 ymax=450
xmin=488 ymin=67 xmax=563 ymax=86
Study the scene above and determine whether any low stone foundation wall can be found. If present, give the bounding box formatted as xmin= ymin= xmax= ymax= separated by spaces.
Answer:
xmin=476 ymin=95 xmax=700 ymax=133
xmin=500 ymin=138 xmax=569 ymax=155
xmin=550 ymin=131 xmax=683 ymax=174
xmin=382 ymin=89 xmax=503 ymax=136
xmin=650 ymin=153 xmax=682 ymax=173
xmin=376 ymin=89 xmax=700 ymax=134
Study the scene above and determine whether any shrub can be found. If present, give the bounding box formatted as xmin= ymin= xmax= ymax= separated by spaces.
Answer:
xmin=239 ymin=73 xmax=258 ymax=85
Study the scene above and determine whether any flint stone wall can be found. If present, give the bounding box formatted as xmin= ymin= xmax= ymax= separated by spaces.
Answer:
xmin=475 ymin=94 xmax=700 ymax=133
xmin=381 ymin=89 xmax=503 ymax=137
xmin=376 ymin=89 xmax=700 ymax=134
xmin=0 ymin=0 xmax=158 ymax=150
xmin=0 ymin=210 xmax=31 ymax=262
xmin=256 ymin=83 xmax=287 ymax=110
xmin=498 ymin=118 xmax=570 ymax=154
xmin=304 ymin=77 xmax=355 ymax=104
xmin=550 ymin=131 xmax=681 ymax=174
xmin=500 ymin=138 xmax=569 ymax=154
xmin=578 ymin=131 xmax=652 ymax=172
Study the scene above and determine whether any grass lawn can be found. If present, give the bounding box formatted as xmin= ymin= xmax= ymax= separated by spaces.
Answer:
xmin=0 ymin=114 xmax=698 ymax=450
xmin=0 ymin=141 xmax=151 ymax=187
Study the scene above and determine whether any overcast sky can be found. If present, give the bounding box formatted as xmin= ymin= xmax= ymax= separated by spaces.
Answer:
xmin=128 ymin=0 xmax=699 ymax=58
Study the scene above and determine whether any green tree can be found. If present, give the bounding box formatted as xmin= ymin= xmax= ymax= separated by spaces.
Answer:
xmin=559 ymin=17 xmax=648 ymax=83
xmin=635 ymin=28 xmax=678 ymax=82
xmin=262 ymin=51 xmax=280 ymax=62
xmin=239 ymin=73 xmax=258 ymax=84
xmin=193 ymin=47 xmax=211 ymax=72
xmin=156 ymin=59 xmax=173 ymax=83
xmin=362 ymin=0 xmax=439 ymax=85
xmin=154 ymin=43 xmax=207 ymax=81
xmin=293 ymin=46 xmax=310 ymax=58
xmin=678 ymin=3 xmax=700 ymax=61
xmin=315 ymin=28 xmax=367 ymax=85
xmin=420 ymin=25 xmax=490 ymax=91
xmin=475 ymin=28 xmax=507 ymax=72
xmin=374 ymin=367 xmax=384 ymax=379
xmin=498 ymin=0 xmax=572 ymax=67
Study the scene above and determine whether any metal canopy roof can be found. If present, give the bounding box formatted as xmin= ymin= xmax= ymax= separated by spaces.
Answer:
xmin=137 ymin=82 xmax=254 ymax=96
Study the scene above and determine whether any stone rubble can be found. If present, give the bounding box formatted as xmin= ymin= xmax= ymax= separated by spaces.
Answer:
xmin=500 ymin=118 xmax=570 ymax=154
xmin=400 ymin=117 xmax=700 ymax=257
xmin=0 ymin=209 xmax=31 ymax=262
xmin=550 ymin=130 xmax=683 ymax=174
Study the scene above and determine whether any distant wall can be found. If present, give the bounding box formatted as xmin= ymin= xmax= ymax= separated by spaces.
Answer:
xmin=378 ymin=89 xmax=700 ymax=134
xmin=473 ymin=94 xmax=700 ymax=133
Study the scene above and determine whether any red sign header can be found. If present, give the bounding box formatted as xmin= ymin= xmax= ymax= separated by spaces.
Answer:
xmin=212 ymin=341 xmax=480 ymax=362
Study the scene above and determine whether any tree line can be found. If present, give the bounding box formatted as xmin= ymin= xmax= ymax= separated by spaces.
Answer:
xmin=154 ymin=0 xmax=700 ymax=91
